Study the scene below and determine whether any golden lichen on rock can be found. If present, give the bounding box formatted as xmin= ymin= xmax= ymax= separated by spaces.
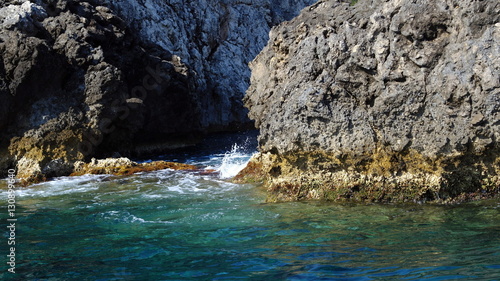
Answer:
xmin=6 ymin=125 xmax=199 ymax=185
xmin=9 ymin=129 xmax=87 ymax=186
xmin=71 ymin=157 xmax=198 ymax=177
xmin=236 ymin=150 xmax=500 ymax=204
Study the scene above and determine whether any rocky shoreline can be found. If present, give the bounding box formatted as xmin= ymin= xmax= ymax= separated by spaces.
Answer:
xmin=0 ymin=0 xmax=313 ymax=183
xmin=235 ymin=150 xmax=499 ymax=203
xmin=15 ymin=157 xmax=199 ymax=186
xmin=1 ymin=0 xmax=499 ymax=203
xmin=239 ymin=0 xmax=500 ymax=203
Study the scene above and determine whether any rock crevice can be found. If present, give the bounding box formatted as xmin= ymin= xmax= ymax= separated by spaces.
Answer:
xmin=109 ymin=0 xmax=317 ymax=130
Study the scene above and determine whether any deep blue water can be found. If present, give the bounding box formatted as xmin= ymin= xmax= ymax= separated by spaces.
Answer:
xmin=1 ymin=132 xmax=499 ymax=280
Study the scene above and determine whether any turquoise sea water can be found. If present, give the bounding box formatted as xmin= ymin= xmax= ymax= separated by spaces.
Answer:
xmin=1 ymin=133 xmax=499 ymax=280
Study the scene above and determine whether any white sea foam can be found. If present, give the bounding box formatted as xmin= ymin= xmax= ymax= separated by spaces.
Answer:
xmin=167 ymin=185 xmax=185 ymax=193
xmin=217 ymin=143 xmax=254 ymax=179
xmin=101 ymin=210 xmax=173 ymax=224
xmin=1 ymin=174 xmax=105 ymax=199
xmin=0 ymin=139 xmax=256 ymax=201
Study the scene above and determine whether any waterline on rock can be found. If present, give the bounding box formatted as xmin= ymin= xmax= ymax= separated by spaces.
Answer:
xmin=0 ymin=132 xmax=498 ymax=280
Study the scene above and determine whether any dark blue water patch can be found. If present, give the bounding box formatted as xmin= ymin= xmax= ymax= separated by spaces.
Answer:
xmin=298 ymin=251 xmax=352 ymax=261
xmin=305 ymin=264 xmax=360 ymax=274
xmin=287 ymin=275 xmax=368 ymax=281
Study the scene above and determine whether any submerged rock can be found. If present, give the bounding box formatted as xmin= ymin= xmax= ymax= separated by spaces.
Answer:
xmin=109 ymin=0 xmax=317 ymax=130
xmin=71 ymin=157 xmax=197 ymax=178
xmin=242 ymin=0 xmax=500 ymax=203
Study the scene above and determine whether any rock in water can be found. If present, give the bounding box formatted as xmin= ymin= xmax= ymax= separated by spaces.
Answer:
xmin=71 ymin=157 xmax=197 ymax=178
xmin=242 ymin=0 xmax=500 ymax=203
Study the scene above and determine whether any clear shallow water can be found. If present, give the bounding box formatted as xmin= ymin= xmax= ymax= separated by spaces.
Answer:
xmin=1 ymin=133 xmax=499 ymax=280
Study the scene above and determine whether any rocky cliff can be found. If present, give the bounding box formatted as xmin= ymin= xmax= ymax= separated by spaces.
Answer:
xmin=109 ymin=0 xmax=316 ymax=130
xmin=0 ymin=0 xmax=200 ymax=183
xmin=241 ymin=0 xmax=500 ymax=203
xmin=0 ymin=0 xmax=315 ymax=183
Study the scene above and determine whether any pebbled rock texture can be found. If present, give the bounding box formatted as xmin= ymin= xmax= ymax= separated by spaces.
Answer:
xmin=109 ymin=0 xmax=316 ymax=131
xmin=242 ymin=0 xmax=500 ymax=203
xmin=71 ymin=157 xmax=198 ymax=178
xmin=0 ymin=0 xmax=199 ymax=182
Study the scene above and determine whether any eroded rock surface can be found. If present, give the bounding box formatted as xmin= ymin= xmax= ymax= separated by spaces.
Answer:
xmin=71 ymin=157 xmax=197 ymax=178
xmin=0 ymin=0 xmax=315 ymax=183
xmin=242 ymin=0 xmax=500 ymax=203
xmin=0 ymin=0 xmax=198 ymax=182
xmin=109 ymin=0 xmax=316 ymax=130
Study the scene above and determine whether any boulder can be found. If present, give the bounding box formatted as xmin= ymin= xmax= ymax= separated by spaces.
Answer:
xmin=242 ymin=0 xmax=500 ymax=203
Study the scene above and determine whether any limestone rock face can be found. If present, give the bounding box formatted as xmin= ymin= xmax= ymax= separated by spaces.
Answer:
xmin=243 ymin=0 xmax=500 ymax=202
xmin=109 ymin=0 xmax=317 ymax=130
